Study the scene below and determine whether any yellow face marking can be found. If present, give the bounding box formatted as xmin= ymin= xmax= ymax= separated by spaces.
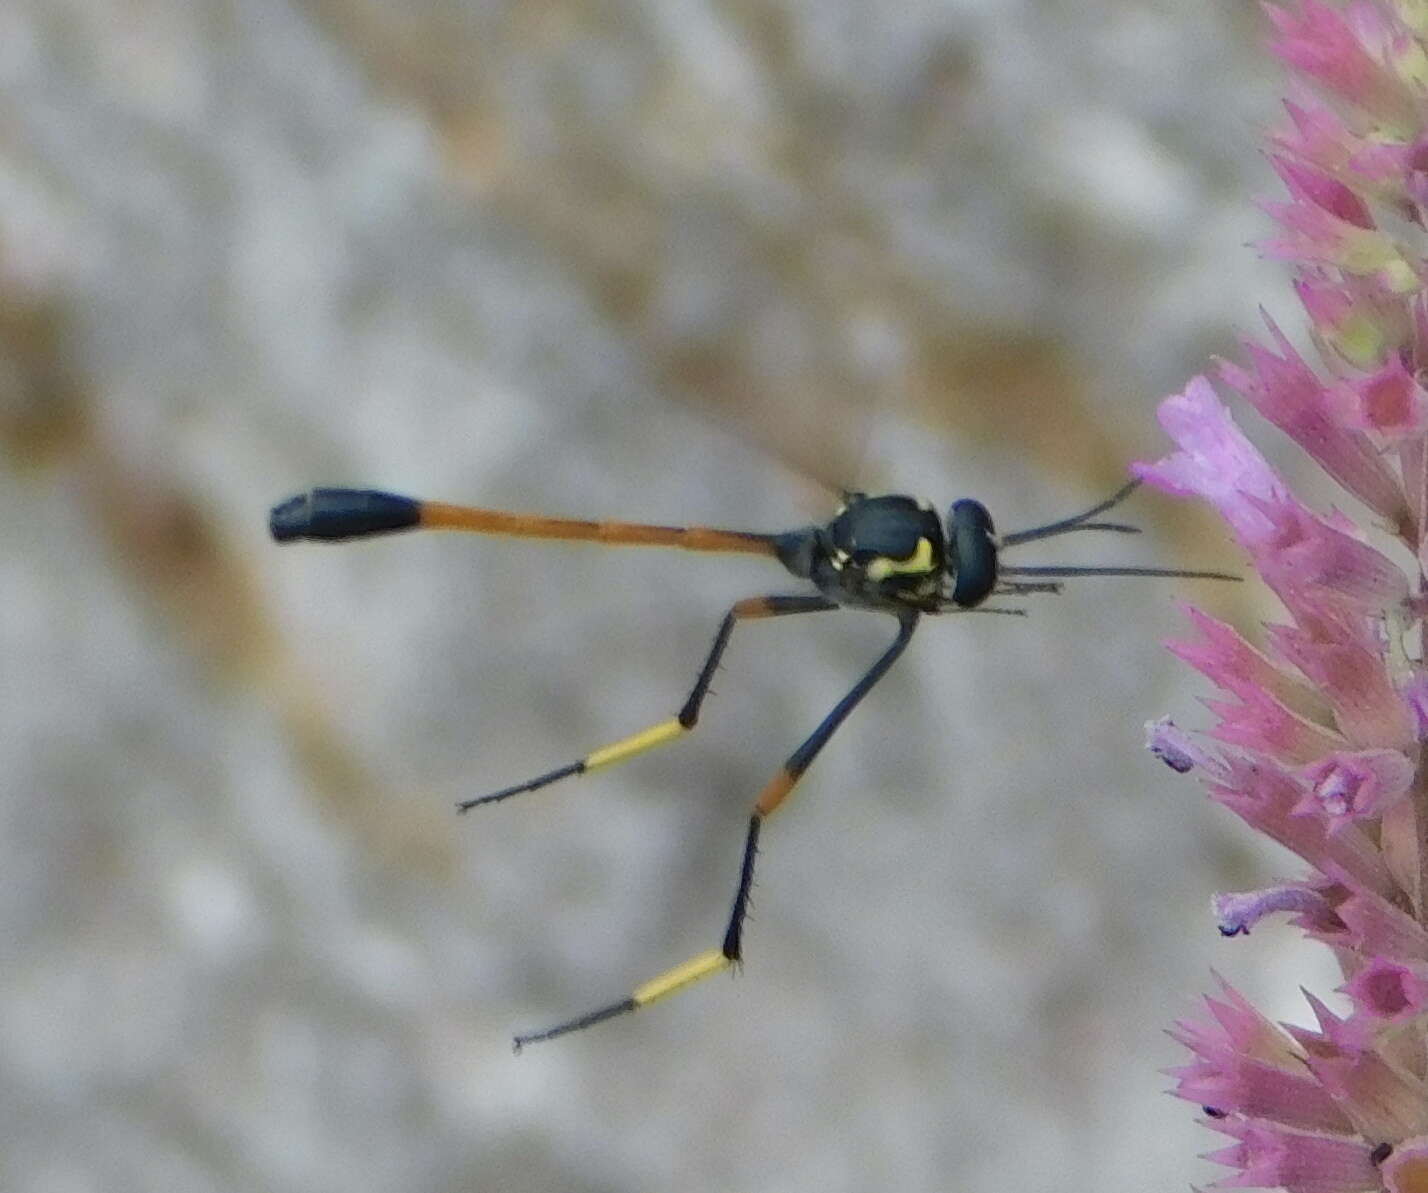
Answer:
xmin=632 ymin=948 xmax=731 ymax=1006
xmin=584 ymin=717 xmax=685 ymax=772
xmin=864 ymin=535 xmax=935 ymax=582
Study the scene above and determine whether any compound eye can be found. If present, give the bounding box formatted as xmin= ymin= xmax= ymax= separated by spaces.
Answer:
xmin=948 ymin=499 xmax=998 ymax=607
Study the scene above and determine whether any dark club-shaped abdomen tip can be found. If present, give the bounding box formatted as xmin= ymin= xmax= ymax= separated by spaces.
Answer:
xmin=269 ymin=488 xmax=421 ymax=542
xmin=268 ymin=493 xmax=313 ymax=541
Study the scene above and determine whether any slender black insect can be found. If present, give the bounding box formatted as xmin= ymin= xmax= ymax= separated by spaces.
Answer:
xmin=269 ymin=478 xmax=1234 ymax=1049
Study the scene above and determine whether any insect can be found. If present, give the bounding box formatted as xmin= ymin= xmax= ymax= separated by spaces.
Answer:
xmin=269 ymin=479 xmax=1234 ymax=1049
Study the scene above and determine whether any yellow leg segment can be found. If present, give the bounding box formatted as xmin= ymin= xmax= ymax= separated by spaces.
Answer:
xmin=512 ymin=817 xmax=763 ymax=1051
xmin=460 ymin=595 xmax=835 ymax=813
xmin=458 ymin=715 xmax=688 ymax=811
xmin=584 ymin=717 xmax=685 ymax=772
xmin=512 ymin=947 xmax=734 ymax=1051
xmin=632 ymin=948 xmax=731 ymax=1006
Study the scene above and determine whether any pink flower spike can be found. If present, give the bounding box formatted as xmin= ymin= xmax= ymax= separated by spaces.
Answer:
xmin=1154 ymin=4 xmax=1428 ymax=1182
xmin=1213 ymin=883 xmax=1339 ymax=936
xmin=1343 ymin=956 xmax=1428 ymax=1022
xmin=1382 ymin=1136 xmax=1428 ymax=1193
xmin=1201 ymin=1116 xmax=1380 ymax=1193
xmin=1296 ymin=749 xmax=1416 ymax=831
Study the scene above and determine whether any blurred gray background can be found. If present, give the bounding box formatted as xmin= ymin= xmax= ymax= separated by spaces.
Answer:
xmin=1 ymin=2 xmax=1336 ymax=1191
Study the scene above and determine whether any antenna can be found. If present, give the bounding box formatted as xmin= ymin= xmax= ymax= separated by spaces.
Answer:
xmin=998 ymin=479 xmax=1240 ymax=584
xmin=1001 ymin=479 xmax=1144 ymax=547
xmin=1000 ymin=564 xmax=1241 ymax=582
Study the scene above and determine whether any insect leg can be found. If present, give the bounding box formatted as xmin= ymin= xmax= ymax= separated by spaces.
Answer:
xmin=511 ymin=610 xmax=919 ymax=1049
xmin=458 ymin=594 xmax=838 ymax=812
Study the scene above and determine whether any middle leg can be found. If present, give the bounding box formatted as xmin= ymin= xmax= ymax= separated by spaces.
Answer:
xmin=512 ymin=610 xmax=920 ymax=1049
xmin=458 ymin=594 xmax=837 ymax=812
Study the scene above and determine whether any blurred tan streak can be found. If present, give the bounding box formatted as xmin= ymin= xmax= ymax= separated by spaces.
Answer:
xmin=0 ymin=293 xmax=87 ymax=470
xmin=0 ymin=287 xmax=457 ymax=880
xmin=907 ymin=332 xmax=1128 ymax=486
